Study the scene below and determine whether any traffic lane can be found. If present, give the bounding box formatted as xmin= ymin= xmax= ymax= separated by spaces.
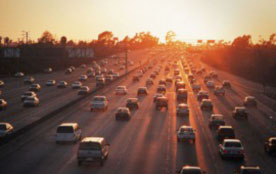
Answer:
xmin=194 ymin=71 xmax=276 ymax=173
xmin=178 ymin=61 xmax=227 ymax=174
xmin=0 ymin=59 xmax=163 ymax=174
xmin=0 ymin=51 xmax=146 ymax=128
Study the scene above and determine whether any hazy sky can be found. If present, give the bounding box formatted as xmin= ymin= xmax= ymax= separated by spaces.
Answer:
xmin=0 ymin=0 xmax=275 ymax=43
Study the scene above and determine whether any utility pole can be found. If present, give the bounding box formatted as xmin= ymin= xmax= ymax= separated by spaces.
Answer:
xmin=22 ymin=31 xmax=29 ymax=44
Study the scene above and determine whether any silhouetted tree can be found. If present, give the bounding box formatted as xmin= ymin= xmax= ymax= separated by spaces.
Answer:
xmin=4 ymin=37 xmax=9 ymax=46
xmin=60 ymin=36 xmax=67 ymax=46
xmin=232 ymin=35 xmax=251 ymax=48
xmin=38 ymin=31 xmax=55 ymax=45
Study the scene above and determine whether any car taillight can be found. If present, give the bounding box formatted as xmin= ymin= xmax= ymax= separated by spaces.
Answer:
xmin=223 ymin=150 xmax=228 ymax=154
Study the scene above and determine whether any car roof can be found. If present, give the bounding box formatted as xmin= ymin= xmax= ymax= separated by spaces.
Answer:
xmin=117 ymin=107 xmax=130 ymax=112
xmin=211 ymin=114 xmax=223 ymax=118
xmin=81 ymin=137 xmax=105 ymax=143
xmin=219 ymin=125 xmax=233 ymax=129
xmin=180 ymin=125 xmax=193 ymax=129
xmin=178 ymin=103 xmax=188 ymax=107
xmin=59 ymin=123 xmax=78 ymax=127
xmin=202 ymin=99 xmax=211 ymax=102
xmin=127 ymin=98 xmax=138 ymax=102
xmin=138 ymin=87 xmax=147 ymax=90
xmin=223 ymin=139 xmax=241 ymax=143
xmin=181 ymin=165 xmax=201 ymax=170
xmin=235 ymin=106 xmax=246 ymax=110
xmin=240 ymin=165 xmax=260 ymax=170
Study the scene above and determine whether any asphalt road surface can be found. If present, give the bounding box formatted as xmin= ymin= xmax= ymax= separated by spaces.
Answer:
xmin=0 ymin=50 xmax=276 ymax=174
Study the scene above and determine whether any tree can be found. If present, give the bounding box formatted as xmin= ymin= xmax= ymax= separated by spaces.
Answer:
xmin=232 ymin=35 xmax=251 ymax=48
xmin=4 ymin=37 xmax=9 ymax=46
xmin=0 ymin=36 xmax=2 ymax=46
xmin=165 ymin=31 xmax=176 ymax=44
xmin=60 ymin=36 xmax=67 ymax=46
xmin=38 ymin=31 xmax=55 ymax=44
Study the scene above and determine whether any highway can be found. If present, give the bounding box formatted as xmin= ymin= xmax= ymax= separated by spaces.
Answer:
xmin=0 ymin=49 xmax=276 ymax=174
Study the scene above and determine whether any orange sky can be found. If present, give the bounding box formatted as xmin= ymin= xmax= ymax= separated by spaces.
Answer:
xmin=0 ymin=0 xmax=276 ymax=43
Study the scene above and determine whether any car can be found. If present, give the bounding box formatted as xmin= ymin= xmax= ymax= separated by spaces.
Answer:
xmin=159 ymin=79 xmax=166 ymax=86
xmin=197 ymin=91 xmax=209 ymax=101
xmin=14 ymin=72 xmax=24 ymax=77
xmin=56 ymin=123 xmax=82 ymax=144
xmin=244 ymin=96 xmax=257 ymax=107
xmin=57 ymin=81 xmax=68 ymax=88
xmin=191 ymin=84 xmax=201 ymax=92
xmin=105 ymin=75 xmax=113 ymax=82
xmin=137 ymin=87 xmax=148 ymax=96
xmin=175 ymin=81 xmax=185 ymax=91
xmin=115 ymin=86 xmax=128 ymax=95
xmin=176 ymin=103 xmax=189 ymax=117
xmin=80 ymin=64 xmax=86 ymax=68
xmin=70 ymin=66 xmax=76 ymax=71
xmin=166 ymin=77 xmax=173 ymax=83
xmin=87 ymin=71 xmax=95 ymax=78
xmin=77 ymin=137 xmax=110 ymax=166
xmin=177 ymin=125 xmax=196 ymax=143
xmin=214 ymin=86 xmax=225 ymax=96
xmin=72 ymin=81 xmax=82 ymax=89
xmin=174 ymin=69 xmax=180 ymax=76
xmin=78 ymin=86 xmax=90 ymax=95
xmin=184 ymin=68 xmax=189 ymax=74
xmin=233 ymin=106 xmax=248 ymax=119
xmin=200 ymin=99 xmax=213 ymax=111
xmin=24 ymin=76 xmax=35 ymax=84
xmin=29 ymin=83 xmax=41 ymax=92
xmin=87 ymin=68 xmax=94 ymax=74
xmin=157 ymin=85 xmax=166 ymax=94
xmin=234 ymin=165 xmax=261 ymax=174
xmin=204 ymin=75 xmax=211 ymax=83
xmin=264 ymin=136 xmax=276 ymax=155
xmin=219 ymin=139 xmax=244 ymax=160
xmin=0 ymin=80 xmax=5 ymax=88
xmin=90 ymin=96 xmax=108 ymax=111
xmin=175 ymin=75 xmax=182 ymax=81
xmin=65 ymin=68 xmax=73 ymax=74
xmin=79 ymin=75 xmax=88 ymax=81
xmin=113 ymin=72 xmax=120 ymax=78
xmin=45 ymin=80 xmax=56 ymax=86
xmin=153 ymin=93 xmax=164 ymax=102
xmin=44 ymin=67 xmax=53 ymax=73
xmin=107 ymin=69 xmax=114 ymax=75
xmin=210 ymin=71 xmax=218 ymax=78
xmin=0 ymin=122 xmax=14 ymax=138
xmin=155 ymin=96 xmax=168 ymax=110
xmin=150 ymin=74 xmax=156 ymax=79
xmin=126 ymin=98 xmax=139 ymax=110
xmin=23 ymin=96 xmax=39 ymax=107
xmin=115 ymin=107 xmax=131 ymax=121
xmin=188 ymin=74 xmax=194 ymax=82
xmin=146 ymin=78 xmax=154 ymax=86
xmin=208 ymin=114 xmax=225 ymax=129
xmin=120 ymin=65 xmax=125 ymax=70
xmin=21 ymin=91 xmax=37 ymax=101
xmin=133 ymin=75 xmax=139 ymax=82
xmin=222 ymin=80 xmax=231 ymax=88
xmin=206 ymin=80 xmax=215 ymax=88
xmin=96 ymin=74 xmax=104 ymax=81
xmin=0 ymin=99 xmax=8 ymax=110
xmin=176 ymin=89 xmax=188 ymax=102
xmin=96 ymin=78 xmax=105 ymax=87
xmin=217 ymin=125 xmax=235 ymax=141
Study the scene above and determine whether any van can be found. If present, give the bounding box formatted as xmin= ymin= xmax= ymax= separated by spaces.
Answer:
xmin=56 ymin=123 xmax=82 ymax=144
xmin=77 ymin=137 xmax=110 ymax=166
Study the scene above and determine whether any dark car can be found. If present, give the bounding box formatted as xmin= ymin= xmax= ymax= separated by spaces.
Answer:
xmin=233 ymin=107 xmax=248 ymax=120
xmin=133 ymin=76 xmax=139 ymax=82
xmin=155 ymin=96 xmax=168 ymax=110
xmin=176 ymin=89 xmax=188 ymax=102
xmin=159 ymin=79 xmax=166 ymax=86
xmin=208 ymin=114 xmax=225 ymax=129
xmin=217 ymin=125 xmax=235 ymax=141
xmin=175 ymin=81 xmax=185 ymax=91
xmin=137 ymin=87 xmax=148 ymax=96
xmin=126 ymin=98 xmax=139 ymax=110
xmin=115 ymin=107 xmax=131 ymax=121
xmin=264 ymin=137 xmax=276 ymax=155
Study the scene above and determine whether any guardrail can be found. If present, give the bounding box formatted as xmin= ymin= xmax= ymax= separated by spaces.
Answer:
xmin=0 ymin=60 xmax=149 ymax=146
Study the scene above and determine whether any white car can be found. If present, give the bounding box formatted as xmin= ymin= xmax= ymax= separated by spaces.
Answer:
xmin=115 ymin=86 xmax=128 ymax=95
xmin=57 ymin=81 xmax=68 ymax=88
xmin=206 ymin=81 xmax=215 ymax=88
xmin=176 ymin=103 xmax=189 ymax=117
xmin=14 ymin=72 xmax=24 ymax=78
xmin=24 ymin=76 xmax=35 ymax=84
xmin=78 ymin=86 xmax=90 ymax=95
xmin=79 ymin=75 xmax=88 ymax=81
xmin=219 ymin=139 xmax=244 ymax=160
xmin=177 ymin=125 xmax=196 ymax=143
xmin=23 ymin=96 xmax=39 ymax=107
xmin=56 ymin=123 xmax=82 ymax=144
xmin=0 ymin=122 xmax=14 ymax=138
xmin=21 ymin=91 xmax=37 ymax=101
xmin=200 ymin=99 xmax=213 ymax=111
xmin=113 ymin=72 xmax=120 ymax=78
xmin=29 ymin=83 xmax=41 ymax=92
xmin=45 ymin=80 xmax=56 ymax=86
xmin=72 ymin=81 xmax=82 ymax=89
xmin=90 ymin=96 xmax=108 ymax=111
xmin=0 ymin=99 xmax=8 ymax=110
xmin=0 ymin=80 xmax=4 ymax=88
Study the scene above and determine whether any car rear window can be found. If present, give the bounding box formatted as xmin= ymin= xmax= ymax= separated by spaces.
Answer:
xmin=225 ymin=142 xmax=241 ymax=147
xmin=57 ymin=126 xmax=74 ymax=133
xmin=182 ymin=169 xmax=202 ymax=174
xmin=220 ymin=128 xmax=234 ymax=134
xmin=241 ymin=169 xmax=261 ymax=174
xmin=80 ymin=142 xmax=101 ymax=150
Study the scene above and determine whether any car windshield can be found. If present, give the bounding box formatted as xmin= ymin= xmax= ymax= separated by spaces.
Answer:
xmin=182 ymin=169 xmax=202 ymax=174
xmin=25 ymin=92 xmax=33 ymax=96
xmin=220 ymin=128 xmax=234 ymax=134
xmin=225 ymin=142 xmax=242 ymax=147
xmin=271 ymin=139 xmax=276 ymax=144
xmin=180 ymin=128 xmax=193 ymax=132
xmin=80 ymin=142 xmax=101 ymax=150
xmin=0 ymin=125 xmax=7 ymax=130
xmin=57 ymin=126 xmax=74 ymax=133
